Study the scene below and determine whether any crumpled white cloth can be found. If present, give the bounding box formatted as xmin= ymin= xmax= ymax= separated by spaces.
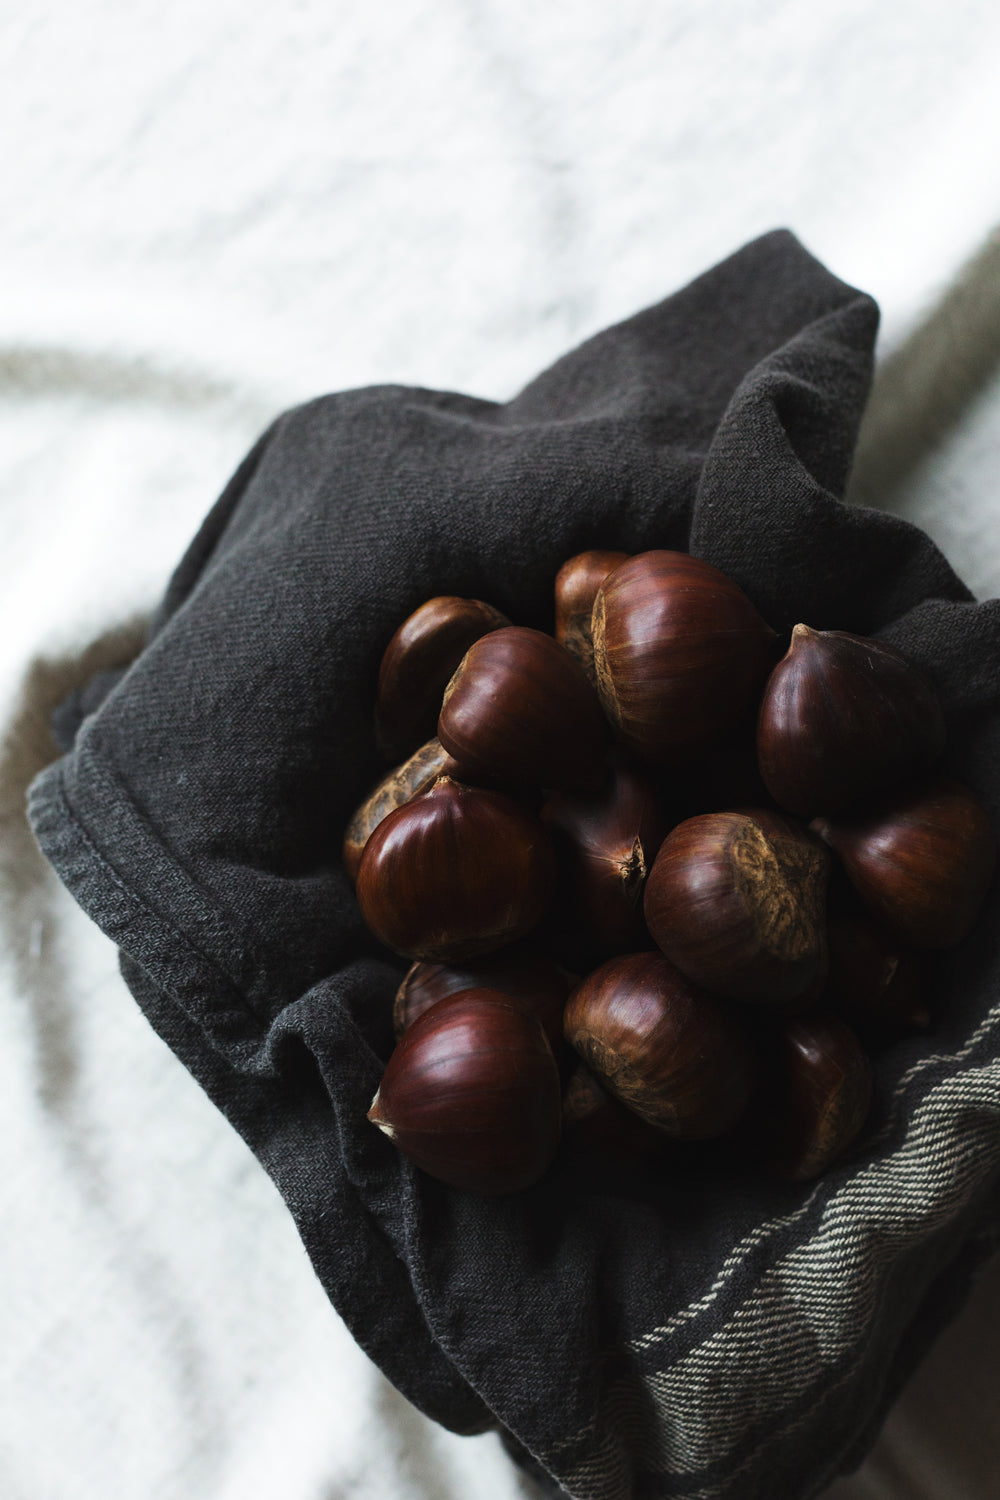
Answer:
xmin=3 ymin=4 xmax=1000 ymax=1498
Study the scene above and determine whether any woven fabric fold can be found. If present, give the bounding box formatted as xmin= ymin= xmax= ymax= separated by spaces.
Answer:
xmin=28 ymin=230 xmax=1000 ymax=1500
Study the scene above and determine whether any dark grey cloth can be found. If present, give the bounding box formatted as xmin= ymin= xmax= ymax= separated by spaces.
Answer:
xmin=27 ymin=231 xmax=1000 ymax=1500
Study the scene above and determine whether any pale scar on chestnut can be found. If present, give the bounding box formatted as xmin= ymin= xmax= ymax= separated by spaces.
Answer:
xmin=441 ymin=657 xmax=466 ymax=708
xmin=590 ymin=593 xmax=623 ymax=728
xmin=730 ymin=823 xmax=827 ymax=960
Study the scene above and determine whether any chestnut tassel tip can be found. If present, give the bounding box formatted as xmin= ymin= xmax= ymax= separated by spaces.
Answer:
xmin=368 ymin=1090 xmax=397 ymax=1139
xmin=618 ymin=835 xmax=647 ymax=904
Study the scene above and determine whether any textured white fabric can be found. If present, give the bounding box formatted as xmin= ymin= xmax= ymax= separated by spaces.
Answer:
xmin=3 ymin=4 xmax=1000 ymax=1497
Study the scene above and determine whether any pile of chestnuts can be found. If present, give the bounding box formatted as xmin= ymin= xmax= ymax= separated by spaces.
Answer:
xmin=343 ymin=549 xmax=997 ymax=1196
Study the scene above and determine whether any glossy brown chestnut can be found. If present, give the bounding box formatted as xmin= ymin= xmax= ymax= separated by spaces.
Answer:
xmin=825 ymin=912 xmax=930 ymax=1042
xmin=368 ymin=988 xmax=562 ymax=1194
xmin=757 ymin=624 xmax=946 ymax=816
xmin=563 ymin=951 xmax=757 ymax=1137
xmin=561 ymin=1061 xmax=670 ymax=1160
xmin=591 ymin=550 xmax=778 ymax=762
xmin=438 ymin=626 xmax=609 ymax=791
xmin=393 ymin=949 xmax=573 ymax=1051
xmin=752 ymin=1013 xmax=873 ymax=1182
xmin=541 ymin=762 xmax=669 ymax=953
xmin=375 ymin=596 xmax=509 ymax=760
xmin=643 ymin=809 xmax=829 ymax=1002
xmin=342 ymin=738 xmax=460 ymax=880
xmin=554 ymin=549 xmax=630 ymax=679
xmin=356 ymin=777 xmax=555 ymax=961
xmin=812 ymin=776 xmax=997 ymax=950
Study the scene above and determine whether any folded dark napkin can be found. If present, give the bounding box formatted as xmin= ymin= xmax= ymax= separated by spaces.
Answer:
xmin=29 ymin=231 xmax=1000 ymax=1500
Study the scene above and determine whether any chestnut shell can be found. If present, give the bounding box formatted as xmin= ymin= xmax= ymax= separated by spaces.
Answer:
xmin=563 ymin=951 xmax=757 ymax=1138
xmin=438 ymin=625 xmax=609 ymax=791
xmin=554 ymin=549 xmax=630 ymax=679
xmin=751 ymin=1013 xmax=873 ymax=1182
xmin=541 ymin=762 xmax=669 ymax=956
xmin=375 ymin=596 xmax=509 ymax=760
xmin=356 ymin=777 xmax=555 ymax=961
xmin=643 ymin=809 xmax=829 ymax=1002
xmin=757 ymin=624 xmax=946 ymax=816
xmin=561 ymin=1062 xmax=670 ymax=1161
xmin=369 ymin=988 xmax=562 ymax=1194
xmin=393 ymin=950 xmax=572 ymax=1051
xmin=812 ymin=776 xmax=996 ymax=950
xmin=824 ymin=912 xmax=930 ymax=1042
xmin=591 ymin=550 xmax=777 ymax=763
xmin=342 ymin=737 xmax=459 ymax=880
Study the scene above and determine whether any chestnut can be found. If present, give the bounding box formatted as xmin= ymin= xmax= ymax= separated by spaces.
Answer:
xmin=393 ymin=949 xmax=573 ymax=1051
xmin=825 ymin=912 xmax=930 ymax=1042
xmin=748 ymin=1013 xmax=873 ymax=1182
xmin=812 ymin=776 xmax=996 ymax=949
xmin=438 ymin=626 xmax=609 ymax=791
xmin=554 ymin=549 xmax=629 ymax=680
xmin=356 ymin=777 xmax=555 ymax=961
xmin=562 ymin=1061 xmax=670 ymax=1160
xmin=563 ymin=952 xmax=757 ymax=1137
xmin=757 ymin=624 xmax=946 ymax=816
xmin=591 ymin=550 xmax=777 ymax=762
xmin=643 ymin=809 xmax=829 ymax=1002
xmin=368 ymin=988 xmax=562 ymax=1194
xmin=342 ymin=737 xmax=460 ymax=880
xmin=541 ymin=762 xmax=669 ymax=954
xmin=375 ymin=596 xmax=509 ymax=760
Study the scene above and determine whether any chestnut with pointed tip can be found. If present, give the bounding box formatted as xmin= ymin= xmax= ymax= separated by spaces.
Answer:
xmin=563 ymin=951 xmax=757 ymax=1137
xmin=757 ymin=624 xmax=946 ymax=816
xmin=393 ymin=950 xmax=573 ymax=1051
xmin=375 ymin=596 xmax=509 ymax=760
xmin=554 ymin=549 xmax=630 ymax=679
xmin=438 ymin=626 xmax=609 ymax=791
xmin=368 ymin=988 xmax=562 ymax=1194
xmin=356 ymin=777 xmax=555 ymax=961
xmin=812 ymin=776 xmax=996 ymax=950
xmin=342 ymin=738 xmax=460 ymax=880
xmin=644 ymin=809 xmax=830 ymax=1002
xmin=541 ymin=762 xmax=669 ymax=954
xmin=591 ymin=550 xmax=778 ymax=763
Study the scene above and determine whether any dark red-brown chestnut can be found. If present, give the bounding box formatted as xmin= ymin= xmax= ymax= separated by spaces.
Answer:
xmin=342 ymin=737 xmax=461 ymax=880
xmin=368 ymin=988 xmax=562 ymax=1194
xmin=757 ymin=624 xmax=946 ymax=816
xmin=562 ymin=951 xmax=757 ymax=1137
xmin=541 ymin=762 xmax=669 ymax=954
xmin=750 ymin=1013 xmax=873 ymax=1182
xmin=812 ymin=776 xmax=996 ymax=950
xmin=643 ymin=809 xmax=830 ymax=1002
xmin=392 ymin=949 xmax=573 ymax=1051
xmin=825 ymin=912 xmax=929 ymax=1043
xmin=554 ymin=549 xmax=630 ymax=680
xmin=375 ymin=596 xmax=509 ymax=760
xmin=356 ymin=777 xmax=555 ymax=961
xmin=438 ymin=626 xmax=609 ymax=791
xmin=561 ymin=1061 xmax=670 ymax=1160
xmin=591 ymin=550 xmax=778 ymax=762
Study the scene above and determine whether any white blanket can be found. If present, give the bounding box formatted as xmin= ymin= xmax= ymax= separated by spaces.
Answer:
xmin=4 ymin=4 xmax=1000 ymax=1496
